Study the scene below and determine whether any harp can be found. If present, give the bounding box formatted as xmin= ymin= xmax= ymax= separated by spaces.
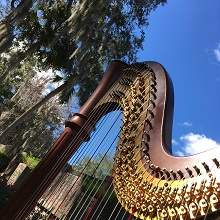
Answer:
xmin=1 ymin=60 xmax=220 ymax=220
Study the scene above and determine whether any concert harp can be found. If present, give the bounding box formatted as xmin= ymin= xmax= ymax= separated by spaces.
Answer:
xmin=0 ymin=60 xmax=220 ymax=220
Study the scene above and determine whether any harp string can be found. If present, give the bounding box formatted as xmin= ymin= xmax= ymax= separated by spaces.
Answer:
xmin=40 ymin=109 xmax=115 ymax=212
xmin=19 ymin=75 xmax=124 ymax=219
xmin=95 ymin=72 xmax=174 ymax=218
xmin=25 ymin=64 xmax=149 ymax=219
xmin=99 ymin=78 xmax=157 ymax=219
xmin=62 ymin=112 xmax=122 ymax=220
xmin=42 ymin=104 xmax=122 ymax=218
xmin=64 ymin=69 xmax=155 ymax=219
xmin=70 ymin=120 xmax=122 ymax=220
xmin=52 ymin=68 xmax=153 ymax=219
xmin=65 ymin=69 xmax=152 ymax=220
xmin=95 ymin=149 xmax=161 ymax=219
xmin=96 ymin=187 xmax=122 ymax=220
xmin=115 ymin=206 xmax=124 ymax=220
xmin=85 ymin=84 xmax=159 ymax=220
xmin=107 ymin=200 xmax=121 ymax=220
xmin=75 ymin=72 xmax=163 ymax=218
xmin=69 ymin=72 xmax=154 ymax=219
xmin=42 ymin=65 xmax=142 ymax=218
xmin=93 ymin=147 xmax=156 ymax=219
xmin=42 ymin=65 xmax=138 ymax=218
xmin=36 ymin=65 xmax=138 ymax=218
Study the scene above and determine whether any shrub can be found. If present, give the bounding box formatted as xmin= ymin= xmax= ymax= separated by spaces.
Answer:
xmin=21 ymin=152 xmax=40 ymax=169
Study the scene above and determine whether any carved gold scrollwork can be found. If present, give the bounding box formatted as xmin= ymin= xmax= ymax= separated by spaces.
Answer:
xmin=112 ymin=68 xmax=220 ymax=219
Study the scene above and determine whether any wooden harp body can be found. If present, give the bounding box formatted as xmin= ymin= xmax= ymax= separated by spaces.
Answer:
xmin=1 ymin=61 xmax=220 ymax=220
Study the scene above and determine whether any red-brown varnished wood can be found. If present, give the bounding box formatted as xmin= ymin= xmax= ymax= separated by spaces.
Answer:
xmin=0 ymin=60 xmax=127 ymax=220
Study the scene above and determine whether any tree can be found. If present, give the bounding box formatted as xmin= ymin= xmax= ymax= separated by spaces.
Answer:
xmin=0 ymin=60 xmax=68 ymax=176
xmin=72 ymin=154 xmax=113 ymax=180
xmin=0 ymin=0 xmax=166 ymax=147
xmin=0 ymin=0 xmax=33 ymax=54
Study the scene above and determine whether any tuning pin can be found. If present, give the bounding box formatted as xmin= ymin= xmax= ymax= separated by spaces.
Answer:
xmin=144 ymin=119 xmax=153 ymax=131
xmin=142 ymin=140 xmax=149 ymax=150
xmin=143 ymin=155 xmax=150 ymax=164
xmin=202 ymin=162 xmax=210 ymax=173
xmin=177 ymin=169 xmax=184 ymax=179
xmin=165 ymin=187 xmax=172 ymax=194
xmin=150 ymin=84 xmax=157 ymax=93
xmin=193 ymin=165 xmax=201 ymax=176
xmin=189 ymin=183 xmax=197 ymax=193
xmin=170 ymin=170 xmax=177 ymax=179
xmin=158 ymin=186 xmax=164 ymax=194
xmin=150 ymin=72 xmax=156 ymax=80
xmin=143 ymin=132 xmax=150 ymax=142
xmin=150 ymin=91 xmax=157 ymax=100
xmin=147 ymin=109 xmax=155 ymax=120
xmin=162 ymin=168 xmax=171 ymax=179
xmin=185 ymin=167 xmax=193 ymax=177
xmin=149 ymin=163 xmax=156 ymax=170
xmin=213 ymin=158 xmax=220 ymax=168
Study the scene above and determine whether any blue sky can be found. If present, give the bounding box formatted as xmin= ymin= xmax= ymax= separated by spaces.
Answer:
xmin=137 ymin=0 xmax=220 ymax=155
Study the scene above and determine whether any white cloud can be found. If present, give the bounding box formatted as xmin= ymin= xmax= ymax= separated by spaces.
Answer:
xmin=175 ymin=151 xmax=185 ymax=156
xmin=179 ymin=121 xmax=192 ymax=127
xmin=35 ymin=68 xmax=64 ymax=96
xmin=175 ymin=133 xmax=220 ymax=156
xmin=172 ymin=139 xmax=178 ymax=146
xmin=214 ymin=43 xmax=220 ymax=62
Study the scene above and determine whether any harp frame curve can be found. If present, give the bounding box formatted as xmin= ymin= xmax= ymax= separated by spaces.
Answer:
xmin=0 ymin=60 xmax=220 ymax=220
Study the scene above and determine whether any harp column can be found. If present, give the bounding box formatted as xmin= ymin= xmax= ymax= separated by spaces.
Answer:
xmin=0 ymin=61 xmax=127 ymax=220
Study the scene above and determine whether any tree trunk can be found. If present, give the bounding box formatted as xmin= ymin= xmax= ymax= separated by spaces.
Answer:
xmin=0 ymin=0 xmax=33 ymax=54
xmin=0 ymin=81 xmax=70 ymax=143
xmin=0 ymin=22 xmax=13 ymax=54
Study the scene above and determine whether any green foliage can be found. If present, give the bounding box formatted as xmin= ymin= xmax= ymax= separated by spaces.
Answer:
xmin=72 ymin=154 xmax=113 ymax=180
xmin=0 ymin=57 xmax=65 ymax=159
xmin=21 ymin=152 xmax=40 ymax=169
xmin=0 ymin=0 xmax=166 ymax=174
xmin=7 ymin=0 xmax=166 ymax=105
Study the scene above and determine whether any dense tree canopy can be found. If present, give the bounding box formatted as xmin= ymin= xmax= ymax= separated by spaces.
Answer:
xmin=1 ymin=0 xmax=166 ymax=103
xmin=0 ymin=0 xmax=166 ymax=174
